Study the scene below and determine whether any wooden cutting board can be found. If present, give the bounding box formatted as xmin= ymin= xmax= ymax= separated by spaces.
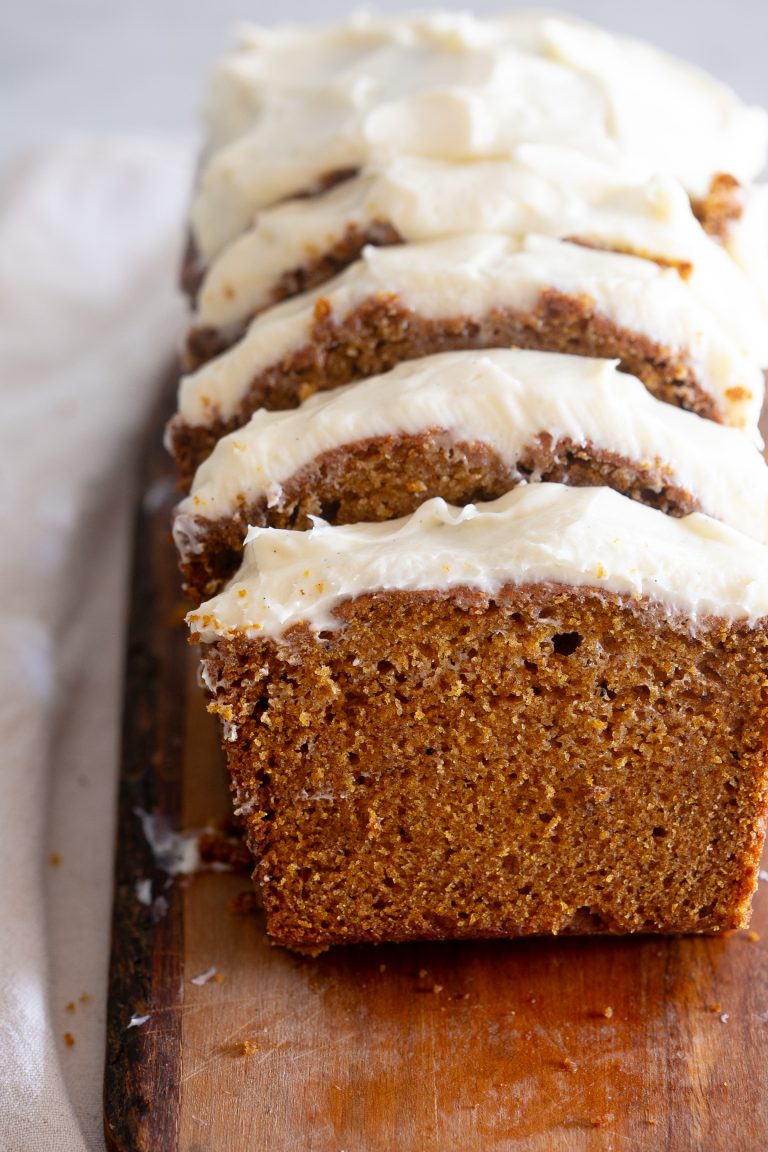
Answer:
xmin=104 ymin=378 xmax=768 ymax=1152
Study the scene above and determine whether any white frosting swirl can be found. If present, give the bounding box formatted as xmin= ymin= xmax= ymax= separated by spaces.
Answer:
xmin=191 ymin=11 xmax=768 ymax=261
xmin=175 ymin=349 xmax=768 ymax=547
xmin=727 ymin=185 xmax=768 ymax=324
xmin=187 ymin=484 xmax=768 ymax=641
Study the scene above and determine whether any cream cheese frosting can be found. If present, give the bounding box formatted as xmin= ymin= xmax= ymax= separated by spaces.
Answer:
xmin=187 ymin=484 xmax=768 ymax=642
xmin=727 ymin=184 xmax=768 ymax=324
xmin=192 ymin=11 xmax=768 ymax=261
xmin=174 ymin=350 xmax=768 ymax=548
xmin=177 ymin=233 xmax=765 ymax=438
xmin=195 ymin=147 xmax=768 ymax=363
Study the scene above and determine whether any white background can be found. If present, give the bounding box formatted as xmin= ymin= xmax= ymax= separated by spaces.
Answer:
xmin=2 ymin=0 xmax=768 ymax=166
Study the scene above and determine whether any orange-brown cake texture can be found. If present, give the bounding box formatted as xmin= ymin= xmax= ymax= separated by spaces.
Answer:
xmin=188 ymin=487 xmax=768 ymax=953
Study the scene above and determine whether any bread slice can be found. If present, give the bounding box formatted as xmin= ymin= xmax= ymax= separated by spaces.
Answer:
xmin=188 ymin=485 xmax=768 ymax=953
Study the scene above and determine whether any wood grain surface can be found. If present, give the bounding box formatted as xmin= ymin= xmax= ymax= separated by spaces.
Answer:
xmin=104 ymin=386 xmax=768 ymax=1152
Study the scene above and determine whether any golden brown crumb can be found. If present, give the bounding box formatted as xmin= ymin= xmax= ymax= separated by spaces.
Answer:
xmin=708 ymin=1002 xmax=722 ymax=1014
xmin=746 ymin=930 xmax=760 ymax=942
xmin=214 ymin=972 xmax=225 ymax=984
xmin=79 ymin=991 xmax=93 ymax=1005
xmin=432 ymin=984 xmax=443 ymax=994
xmin=562 ymin=1057 xmax=578 ymax=1073
xmin=198 ymin=825 xmax=252 ymax=871
xmin=49 ymin=853 xmax=61 ymax=868
xmin=692 ymin=173 xmax=744 ymax=241
xmin=65 ymin=1002 xmax=76 ymax=1014
xmin=64 ymin=1033 xmax=75 ymax=1048
xmin=226 ymin=890 xmax=260 ymax=915
xmin=366 ymin=808 xmax=383 ymax=839
xmin=603 ymin=1006 xmax=614 ymax=1018
xmin=240 ymin=1039 xmax=259 ymax=1056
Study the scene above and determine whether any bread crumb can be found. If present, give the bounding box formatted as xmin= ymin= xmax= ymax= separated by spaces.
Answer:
xmin=240 ymin=1039 xmax=259 ymax=1056
xmin=708 ymin=1002 xmax=722 ymax=1014
xmin=720 ymin=1013 xmax=730 ymax=1023
xmin=226 ymin=890 xmax=260 ymax=915
xmin=49 ymin=853 xmax=61 ymax=868
xmin=746 ymin=930 xmax=760 ymax=942
xmin=79 ymin=991 xmax=93 ymax=1005
xmin=214 ymin=972 xmax=225 ymax=984
xmin=603 ymin=1005 xmax=614 ymax=1018
xmin=64 ymin=1033 xmax=75 ymax=1048
xmin=562 ymin=1057 xmax=577 ymax=1073
xmin=65 ymin=1002 xmax=76 ymax=1014
xmin=433 ymin=984 xmax=443 ymax=994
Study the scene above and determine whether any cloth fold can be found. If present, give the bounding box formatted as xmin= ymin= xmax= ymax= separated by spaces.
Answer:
xmin=0 ymin=134 xmax=193 ymax=1152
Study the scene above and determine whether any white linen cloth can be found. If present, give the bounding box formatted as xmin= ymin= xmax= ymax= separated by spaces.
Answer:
xmin=0 ymin=136 xmax=193 ymax=1152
